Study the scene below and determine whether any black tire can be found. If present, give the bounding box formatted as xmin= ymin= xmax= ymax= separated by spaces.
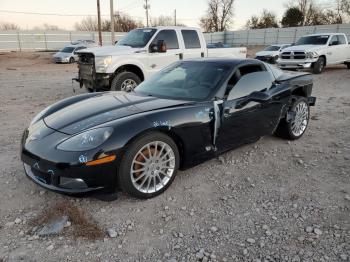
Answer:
xmin=274 ymin=96 xmax=310 ymax=140
xmin=312 ymin=57 xmax=325 ymax=74
xmin=118 ymin=132 xmax=180 ymax=199
xmin=346 ymin=63 xmax=350 ymax=69
xmin=110 ymin=71 xmax=141 ymax=91
xmin=69 ymin=57 xmax=75 ymax=64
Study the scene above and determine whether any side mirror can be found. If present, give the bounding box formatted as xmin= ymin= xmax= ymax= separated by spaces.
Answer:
xmin=150 ymin=40 xmax=167 ymax=53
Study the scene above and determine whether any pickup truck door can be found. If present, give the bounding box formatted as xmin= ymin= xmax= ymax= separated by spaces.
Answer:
xmin=180 ymin=30 xmax=206 ymax=59
xmin=327 ymin=35 xmax=341 ymax=64
xmin=335 ymin=34 xmax=349 ymax=63
xmin=215 ymin=66 xmax=283 ymax=151
xmin=146 ymin=29 xmax=182 ymax=75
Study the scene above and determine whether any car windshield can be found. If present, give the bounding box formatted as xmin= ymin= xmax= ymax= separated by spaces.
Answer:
xmin=116 ymin=28 xmax=157 ymax=48
xmin=264 ymin=45 xmax=280 ymax=51
xmin=134 ymin=61 xmax=231 ymax=101
xmin=61 ymin=47 xmax=75 ymax=53
xmin=295 ymin=35 xmax=329 ymax=45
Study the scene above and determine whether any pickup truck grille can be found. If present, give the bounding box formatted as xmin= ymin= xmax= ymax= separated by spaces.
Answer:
xmin=281 ymin=51 xmax=306 ymax=60
xmin=78 ymin=52 xmax=94 ymax=65
xmin=78 ymin=53 xmax=95 ymax=81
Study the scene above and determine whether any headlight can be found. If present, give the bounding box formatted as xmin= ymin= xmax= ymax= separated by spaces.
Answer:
xmin=306 ymin=52 xmax=319 ymax=59
xmin=95 ymin=56 xmax=112 ymax=73
xmin=57 ymin=127 xmax=113 ymax=151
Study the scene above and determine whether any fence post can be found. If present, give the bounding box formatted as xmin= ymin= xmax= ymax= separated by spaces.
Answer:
xmin=263 ymin=29 xmax=267 ymax=45
xmin=313 ymin=26 xmax=317 ymax=34
xmin=246 ymin=30 xmax=250 ymax=46
xmin=44 ymin=32 xmax=48 ymax=51
xmin=336 ymin=24 xmax=340 ymax=32
xmin=276 ymin=28 xmax=280 ymax=44
xmin=210 ymin=34 xmax=213 ymax=44
xmin=293 ymin=27 xmax=297 ymax=43
xmin=17 ymin=32 xmax=22 ymax=52
xmin=69 ymin=32 xmax=72 ymax=43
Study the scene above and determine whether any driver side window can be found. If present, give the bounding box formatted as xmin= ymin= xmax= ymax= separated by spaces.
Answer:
xmin=329 ymin=35 xmax=339 ymax=46
xmin=226 ymin=64 xmax=271 ymax=100
xmin=152 ymin=30 xmax=179 ymax=50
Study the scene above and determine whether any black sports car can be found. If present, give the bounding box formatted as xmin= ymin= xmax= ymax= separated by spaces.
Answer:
xmin=21 ymin=59 xmax=316 ymax=199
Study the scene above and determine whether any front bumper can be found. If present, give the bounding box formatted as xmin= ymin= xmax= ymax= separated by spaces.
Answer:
xmin=78 ymin=63 xmax=112 ymax=91
xmin=21 ymin=148 xmax=118 ymax=195
xmin=277 ymin=59 xmax=317 ymax=69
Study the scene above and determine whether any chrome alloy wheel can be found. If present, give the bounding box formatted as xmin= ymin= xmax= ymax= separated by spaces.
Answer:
xmin=291 ymin=101 xmax=309 ymax=137
xmin=121 ymin=79 xmax=137 ymax=92
xmin=130 ymin=141 xmax=176 ymax=194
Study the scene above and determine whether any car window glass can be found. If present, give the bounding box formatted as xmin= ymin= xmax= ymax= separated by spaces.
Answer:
xmin=152 ymin=30 xmax=179 ymax=49
xmin=226 ymin=64 xmax=265 ymax=96
xmin=227 ymin=71 xmax=272 ymax=100
xmin=181 ymin=30 xmax=201 ymax=49
xmin=337 ymin=35 xmax=347 ymax=45
xmin=330 ymin=35 xmax=338 ymax=45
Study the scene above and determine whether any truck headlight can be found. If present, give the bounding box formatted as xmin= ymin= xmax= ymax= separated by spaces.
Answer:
xmin=95 ymin=56 xmax=112 ymax=73
xmin=306 ymin=52 xmax=319 ymax=59
xmin=57 ymin=127 xmax=113 ymax=151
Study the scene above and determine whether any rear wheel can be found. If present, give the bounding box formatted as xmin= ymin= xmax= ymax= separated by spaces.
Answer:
xmin=110 ymin=71 xmax=141 ymax=92
xmin=346 ymin=63 xmax=350 ymax=69
xmin=118 ymin=132 xmax=180 ymax=199
xmin=275 ymin=96 xmax=310 ymax=140
xmin=312 ymin=57 xmax=325 ymax=74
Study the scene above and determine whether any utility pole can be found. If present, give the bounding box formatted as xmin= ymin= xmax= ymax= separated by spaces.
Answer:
xmin=174 ymin=9 xmax=177 ymax=26
xmin=110 ymin=0 xmax=115 ymax=45
xmin=144 ymin=0 xmax=150 ymax=27
xmin=97 ymin=0 xmax=102 ymax=46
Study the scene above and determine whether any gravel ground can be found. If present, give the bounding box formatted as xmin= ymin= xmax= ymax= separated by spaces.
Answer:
xmin=0 ymin=51 xmax=349 ymax=262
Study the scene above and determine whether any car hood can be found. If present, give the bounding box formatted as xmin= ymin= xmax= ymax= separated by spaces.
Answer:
xmin=44 ymin=92 xmax=189 ymax=135
xmin=53 ymin=52 xmax=71 ymax=58
xmin=256 ymin=51 xmax=279 ymax=57
xmin=282 ymin=45 xmax=325 ymax=53
xmin=76 ymin=45 xmax=144 ymax=57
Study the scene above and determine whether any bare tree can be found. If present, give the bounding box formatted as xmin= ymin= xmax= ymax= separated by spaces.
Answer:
xmin=0 ymin=22 xmax=20 ymax=30
xmin=33 ymin=24 xmax=62 ymax=31
xmin=200 ymin=0 xmax=235 ymax=32
xmin=75 ymin=13 xmax=143 ymax=32
xmin=246 ymin=10 xmax=279 ymax=29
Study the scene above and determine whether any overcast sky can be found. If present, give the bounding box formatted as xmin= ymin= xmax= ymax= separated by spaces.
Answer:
xmin=0 ymin=0 xmax=286 ymax=30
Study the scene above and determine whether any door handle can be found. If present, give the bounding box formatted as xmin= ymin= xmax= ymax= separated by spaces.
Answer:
xmin=175 ymin=53 xmax=183 ymax=60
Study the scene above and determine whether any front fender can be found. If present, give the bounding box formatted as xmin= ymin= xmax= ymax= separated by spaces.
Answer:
xmin=107 ymin=56 xmax=148 ymax=76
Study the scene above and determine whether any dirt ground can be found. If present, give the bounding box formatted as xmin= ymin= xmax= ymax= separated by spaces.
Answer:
xmin=0 ymin=51 xmax=349 ymax=262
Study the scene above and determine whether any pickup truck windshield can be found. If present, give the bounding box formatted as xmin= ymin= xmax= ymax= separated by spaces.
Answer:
xmin=134 ymin=61 xmax=231 ymax=101
xmin=295 ymin=35 xmax=329 ymax=45
xmin=61 ymin=47 xmax=75 ymax=53
xmin=116 ymin=28 xmax=157 ymax=48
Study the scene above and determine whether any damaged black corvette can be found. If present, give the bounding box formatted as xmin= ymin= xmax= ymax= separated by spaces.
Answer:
xmin=21 ymin=59 xmax=316 ymax=199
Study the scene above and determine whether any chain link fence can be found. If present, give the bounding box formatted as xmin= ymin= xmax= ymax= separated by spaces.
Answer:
xmin=1 ymin=24 xmax=350 ymax=51
xmin=0 ymin=31 xmax=126 ymax=51
xmin=204 ymin=23 xmax=350 ymax=46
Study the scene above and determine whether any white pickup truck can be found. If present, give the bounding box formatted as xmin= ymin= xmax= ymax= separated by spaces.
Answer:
xmin=277 ymin=33 xmax=350 ymax=74
xmin=76 ymin=26 xmax=247 ymax=91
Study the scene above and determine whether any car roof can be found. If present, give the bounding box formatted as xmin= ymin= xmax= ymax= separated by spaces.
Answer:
xmin=181 ymin=58 xmax=260 ymax=67
xmin=304 ymin=33 xmax=343 ymax=37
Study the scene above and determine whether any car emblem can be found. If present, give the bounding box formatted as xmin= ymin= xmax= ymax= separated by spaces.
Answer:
xmin=79 ymin=155 xmax=88 ymax=163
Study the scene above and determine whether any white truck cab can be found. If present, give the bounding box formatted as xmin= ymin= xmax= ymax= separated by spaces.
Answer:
xmin=76 ymin=26 xmax=247 ymax=91
xmin=277 ymin=33 xmax=350 ymax=74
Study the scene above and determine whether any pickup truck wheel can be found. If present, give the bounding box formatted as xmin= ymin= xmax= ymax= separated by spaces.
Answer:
xmin=111 ymin=72 xmax=141 ymax=92
xmin=274 ymin=96 xmax=310 ymax=140
xmin=346 ymin=63 xmax=350 ymax=69
xmin=118 ymin=132 xmax=180 ymax=199
xmin=312 ymin=57 xmax=325 ymax=74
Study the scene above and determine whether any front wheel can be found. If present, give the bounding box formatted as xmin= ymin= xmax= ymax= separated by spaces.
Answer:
xmin=110 ymin=71 xmax=141 ymax=92
xmin=312 ymin=57 xmax=325 ymax=74
xmin=118 ymin=132 xmax=180 ymax=199
xmin=274 ymin=97 xmax=310 ymax=140
xmin=346 ymin=63 xmax=350 ymax=69
xmin=69 ymin=57 xmax=75 ymax=64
